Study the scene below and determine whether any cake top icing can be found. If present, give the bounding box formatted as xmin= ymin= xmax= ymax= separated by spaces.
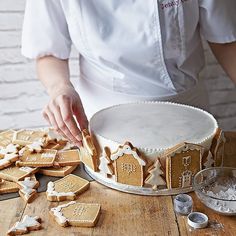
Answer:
xmin=90 ymin=102 xmax=218 ymax=151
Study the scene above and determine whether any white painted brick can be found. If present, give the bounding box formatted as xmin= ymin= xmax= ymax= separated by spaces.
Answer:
xmin=0 ymin=62 xmax=36 ymax=82
xmin=0 ymin=31 xmax=21 ymax=48
xmin=217 ymin=117 xmax=236 ymax=131
xmin=0 ymin=13 xmax=23 ymax=30
xmin=205 ymin=64 xmax=226 ymax=79
xmin=0 ymin=60 xmax=79 ymax=82
xmin=205 ymin=77 xmax=236 ymax=91
xmin=0 ymin=115 xmax=15 ymax=130
xmin=0 ymin=93 xmax=49 ymax=115
xmin=210 ymin=103 xmax=236 ymax=119
xmin=0 ymin=110 xmax=47 ymax=130
xmin=209 ymin=90 xmax=236 ymax=106
xmin=0 ymin=0 xmax=25 ymax=12
xmin=0 ymin=80 xmax=45 ymax=99
xmin=0 ymin=48 xmax=29 ymax=64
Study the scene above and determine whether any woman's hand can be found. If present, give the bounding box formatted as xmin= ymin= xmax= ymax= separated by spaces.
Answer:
xmin=42 ymin=85 xmax=88 ymax=146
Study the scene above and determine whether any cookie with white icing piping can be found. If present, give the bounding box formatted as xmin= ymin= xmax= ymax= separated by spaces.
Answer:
xmin=110 ymin=142 xmax=146 ymax=187
xmin=79 ymin=129 xmax=98 ymax=171
xmin=16 ymin=149 xmax=57 ymax=167
xmin=0 ymin=143 xmax=20 ymax=168
xmin=0 ymin=165 xmax=38 ymax=182
xmin=165 ymin=142 xmax=204 ymax=189
xmin=7 ymin=215 xmax=42 ymax=236
xmin=0 ymin=153 xmax=19 ymax=170
xmin=50 ymin=201 xmax=101 ymax=227
xmin=12 ymin=129 xmax=47 ymax=146
xmin=54 ymin=150 xmax=80 ymax=167
xmin=39 ymin=165 xmax=77 ymax=177
xmin=26 ymin=139 xmax=45 ymax=153
xmin=17 ymin=176 xmax=39 ymax=203
xmin=0 ymin=130 xmax=15 ymax=149
xmin=46 ymin=174 xmax=90 ymax=201
xmin=0 ymin=179 xmax=18 ymax=194
xmin=210 ymin=128 xmax=226 ymax=167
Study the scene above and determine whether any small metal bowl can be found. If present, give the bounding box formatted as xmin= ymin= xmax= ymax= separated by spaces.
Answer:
xmin=193 ymin=167 xmax=236 ymax=215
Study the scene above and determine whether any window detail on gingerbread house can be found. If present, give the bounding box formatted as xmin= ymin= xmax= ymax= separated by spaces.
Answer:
xmin=166 ymin=143 xmax=203 ymax=189
xmin=111 ymin=142 xmax=146 ymax=187
xmin=181 ymin=170 xmax=192 ymax=187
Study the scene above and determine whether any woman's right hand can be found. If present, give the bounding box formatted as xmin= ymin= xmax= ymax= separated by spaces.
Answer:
xmin=42 ymin=84 xmax=88 ymax=147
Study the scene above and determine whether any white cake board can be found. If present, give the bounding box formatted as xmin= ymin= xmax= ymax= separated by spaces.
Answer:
xmin=85 ymin=166 xmax=194 ymax=196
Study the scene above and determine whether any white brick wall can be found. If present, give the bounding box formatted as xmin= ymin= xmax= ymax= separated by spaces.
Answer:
xmin=0 ymin=0 xmax=236 ymax=130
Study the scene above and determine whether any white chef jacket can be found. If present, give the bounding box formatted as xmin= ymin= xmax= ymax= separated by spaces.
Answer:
xmin=21 ymin=0 xmax=236 ymax=118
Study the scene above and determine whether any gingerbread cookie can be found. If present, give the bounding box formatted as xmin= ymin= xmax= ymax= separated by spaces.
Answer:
xmin=7 ymin=215 xmax=42 ymax=236
xmin=47 ymin=128 xmax=67 ymax=142
xmin=98 ymin=147 xmax=114 ymax=177
xmin=210 ymin=128 xmax=226 ymax=167
xmin=0 ymin=153 xmax=19 ymax=169
xmin=111 ymin=142 xmax=146 ymax=186
xmin=165 ymin=143 xmax=204 ymax=189
xmin=12 ymin=129 xmax=47 ymax=146
xmin=17 ymin=176 xmax=39 ymax=203
xmin=26 ymin=139 xmax=45 ymax=153
xmin=0 ymin=143 xmax=20 ymax=155
xmin=54 ymin=150 xmax=80 ymax=167
xmin=0 ymin=130 xmax=15 ymax=148
xmin=44 ymin=140 xmax=68 ymax=150
xmin=0 ymin=179 xmax=18 ymax=194
xmin=50 ymin=201 xmax=101 ymax=227
xmin=0 ymin=166 xmax=38 ymax=182
xmin=39 ymin=165 xmax=77 ymax=177
xmin=202 ymin=150 xmax=214 ymax=169
xmin=144 ymin=158 xmax=166 ymax=190
xmin=79 ymin=129 xmax=98 ymax=171
xmin=46 ymin=174 xmax=90 ymax=201
xmin=16 ymin=149 xmax=57 ymax=167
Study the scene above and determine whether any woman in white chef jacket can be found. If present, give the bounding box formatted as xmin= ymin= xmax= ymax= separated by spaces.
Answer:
xmin=22 ymin=0 xmax=236 ymax=146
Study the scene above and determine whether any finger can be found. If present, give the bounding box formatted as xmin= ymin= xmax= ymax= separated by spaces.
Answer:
xmin=50 ymin=104 xmax=80 ymax=145
xmin=42 ymin=109 xmax=52 ymax=126
xmin=73 ymin=103 xmax=89 ymax=131
xmin=60 ymin=98 xmax=82 ymax=142
xmin=45 ymin=108 xmax=67 ymax=140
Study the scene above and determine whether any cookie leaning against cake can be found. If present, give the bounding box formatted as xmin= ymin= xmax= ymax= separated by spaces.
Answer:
xmin=0 ymin=128 xmax=102 ymax=234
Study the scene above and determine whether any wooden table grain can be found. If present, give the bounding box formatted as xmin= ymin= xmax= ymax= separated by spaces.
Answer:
xmin=1 ymin=180 xmax=235 ymax=236
xmin=0 ymin=131 xmax=235 ymax=236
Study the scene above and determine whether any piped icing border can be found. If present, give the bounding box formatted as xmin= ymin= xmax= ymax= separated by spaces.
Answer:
xmin=46 ymin=181 xmax=75 ymax=197
xmin=90 ymin=101 xmax=218 ymax=154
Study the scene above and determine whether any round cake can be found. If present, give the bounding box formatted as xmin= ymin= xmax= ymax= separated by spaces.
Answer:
xmin=81 ymin=102 xmax=224 ymax=195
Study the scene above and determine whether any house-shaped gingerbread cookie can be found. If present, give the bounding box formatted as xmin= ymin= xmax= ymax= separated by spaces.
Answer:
xmin=165 ymin=143 xmax=204 ymax=189
xmin=111 ymin=142 xmax=146 ymax=186
xmin=79 ymin=130 xmax=98 ymax=171
xmin=210 ymin=128 xmax=226 ymax=167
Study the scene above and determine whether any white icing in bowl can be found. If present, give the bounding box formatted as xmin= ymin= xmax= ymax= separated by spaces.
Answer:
xmin=90 ymin=101 xmax=218 ymax=153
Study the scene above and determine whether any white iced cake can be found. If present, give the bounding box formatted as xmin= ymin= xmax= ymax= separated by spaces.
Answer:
xmin=81 ymin=102 xmax=224 ymax=195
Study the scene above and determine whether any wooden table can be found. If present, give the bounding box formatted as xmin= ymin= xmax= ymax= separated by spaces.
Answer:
xmin=0 ymin=132 xmax=236 ymax=236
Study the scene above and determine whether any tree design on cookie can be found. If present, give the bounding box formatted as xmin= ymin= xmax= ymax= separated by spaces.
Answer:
xmin=98 ymin=147 xmax=114 ymax=177
xmin=7 ymin=215 xmax=42 ymax=236
xmin=144 ymin=158 xmax=166 ymax=190
xmin=111 ymin=142 xmax=146 ymax=187
xmin=203 ymin=151 xmax=214 ymax=168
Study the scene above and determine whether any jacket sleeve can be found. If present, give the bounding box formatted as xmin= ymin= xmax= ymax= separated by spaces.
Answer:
xmin=21 ymin=0 xmax=72 ymax=59
xmin=199 ymin=0 xmax=236 ymax=43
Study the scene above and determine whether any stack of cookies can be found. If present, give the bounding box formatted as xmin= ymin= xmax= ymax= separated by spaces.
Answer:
xmin=0 ymin=128 xmax=81 ymax=203
xmin=0 ymin=128 xmax=101 ymax=232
